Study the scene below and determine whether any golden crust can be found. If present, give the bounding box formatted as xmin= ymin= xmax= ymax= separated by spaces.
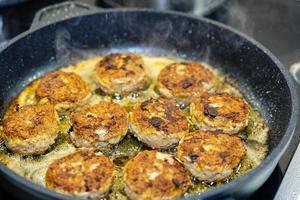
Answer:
xmin=157 ymin=62 xmax=216 ymax=102
xmin=130 ymin=98 xmax=189 ymax=149
xmin=3 ymin=104 xmax=59 ymax=155
xmin=35 ymin=71 xmax=91 ymax=109
xmin=45 ymin=149 xmax=114 ymax=196
xmin=190 ymin=93 xmax=250 ymax=134
xmin=70 ymin=102 xmax=128 ymax=150
xmin=177 ymin=131 xmax=245 ymax=181
xmin=93 ymin=53 xmax=148 ymax=95
xmin=124 ymin=150 xmax=190 ymax=200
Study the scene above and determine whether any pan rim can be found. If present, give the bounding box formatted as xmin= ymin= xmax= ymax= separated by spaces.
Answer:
xmin=0 ymin=8 xmax=298 ymax=200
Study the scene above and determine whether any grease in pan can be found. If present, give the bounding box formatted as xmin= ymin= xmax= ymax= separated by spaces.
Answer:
xmin=0 ymin=53 xmax=269 ymax=200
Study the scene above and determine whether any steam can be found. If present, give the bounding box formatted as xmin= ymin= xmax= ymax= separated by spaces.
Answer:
xmin=55 ymin=28 xmax=92 ymax=64
xmin=202 ymin=46 xmax=211 ymax=63
xmin=227 ymin=1 xmax=255 ymax=37
xmin=153 ymin=20 xmax=173 ymax=42
xmin=53 ymin=5 xmax=254 ymax=65
xmin=55 ymin=28 xmax=72 ymax=62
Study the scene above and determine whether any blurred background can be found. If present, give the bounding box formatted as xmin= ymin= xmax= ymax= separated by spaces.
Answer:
xmin=1 ymin=0 xmax=300 ymax=67
xmin=0 ymin=0 xmax=299 ymax=199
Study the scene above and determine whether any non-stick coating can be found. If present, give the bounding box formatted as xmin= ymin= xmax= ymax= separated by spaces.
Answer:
xmin=0 ymin=9 xmax=297 ymax=200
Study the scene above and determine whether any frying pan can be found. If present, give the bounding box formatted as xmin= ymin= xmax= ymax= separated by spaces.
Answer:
xmin=0 ymin=2 xmax=298 ymax=200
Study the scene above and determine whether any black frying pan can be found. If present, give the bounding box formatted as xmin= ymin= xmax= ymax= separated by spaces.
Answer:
xmin=0 ymin=2 xmax=298 ymax=200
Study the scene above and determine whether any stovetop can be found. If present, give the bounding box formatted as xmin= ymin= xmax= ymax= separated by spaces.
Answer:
xmin=0 ymin=0 xmax=299 ymax=199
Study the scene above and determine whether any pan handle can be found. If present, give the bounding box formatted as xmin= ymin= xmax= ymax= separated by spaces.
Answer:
xmin=30 ymin=1 xmax=101 ymax=29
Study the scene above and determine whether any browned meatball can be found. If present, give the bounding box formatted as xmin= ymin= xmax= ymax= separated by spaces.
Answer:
xmin=130 ymin=98 xmax=189 ymax=149
xmin=157 ymin=62 xmax=216 ymax=103
xmin=190 ymin=93 xmax=250 ymax=134
xmin=70 ymin=102 xmax=128 ymax=150
xmin=3 ymin=103 xmax=59 ymax=155
xmin=124 ymin=150 xmax=190 ymax=200
xmin=177 ymin=131 xmax=245 ymax=181
xmin=35 ymin=71 xmax=91 ymax=111
xmin=93 ymin=53 xmax=148 ymax=95
xmin=45 ymin=148 xmax=114 ymax=198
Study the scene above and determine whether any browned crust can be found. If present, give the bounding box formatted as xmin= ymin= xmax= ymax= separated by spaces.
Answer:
xmin=35 ymin=71 xmax=91 ymax=104
xmin=70 ymin=102 xmax=128 ymax=147
xmin=178 ymin=131 xmax=245 ymax=172
xmin=124 ymin=150 xmax=190 ymax=199
xmin=131 ymin=98 xmax=189 ymax=136
xmin=45 ymin=149 xmax=114 ymax=195
xmin=191 ymin=93 xmax=250 ymax=133
xmin=3 ymin=103 xmax=58 ymax=141
xmin=93 ymin=53 xmax=148 ymax=95
xmin=157 ymin=62 xmax=216 ymax=99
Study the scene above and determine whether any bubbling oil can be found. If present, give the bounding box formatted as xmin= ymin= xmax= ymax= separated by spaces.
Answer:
xmin=0 ymin=55 xmax=268 ymax=199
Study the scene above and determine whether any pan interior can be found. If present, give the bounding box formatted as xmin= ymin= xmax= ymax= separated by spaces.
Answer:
xmin=0 ymin=53 xmax=268 ymax=197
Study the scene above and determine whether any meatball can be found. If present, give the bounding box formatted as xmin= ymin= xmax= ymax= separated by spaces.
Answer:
xmin=130 ymin=98 xmax=189 ymax=149
xmin=35 ymin=71 xmax=91 ymax=111
xmin=124 ymin=150 xmax=190 ymax=200
xmin=70 ymin=102 xmax=128 ymax=150
xmin=177 ymin=131 xmax=245 ymax=182
xmin=157 ymin=62 xmax=216 ymax=103
xmin=45 ymin=148 xmax=114 ymax=198
xmin=3 ymin=103 xmax=59 ymax=155
xmin=190 ymin=93 xmax=250 ymax=134
xmin=93 ymin=53 xmax=148 ymax=95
